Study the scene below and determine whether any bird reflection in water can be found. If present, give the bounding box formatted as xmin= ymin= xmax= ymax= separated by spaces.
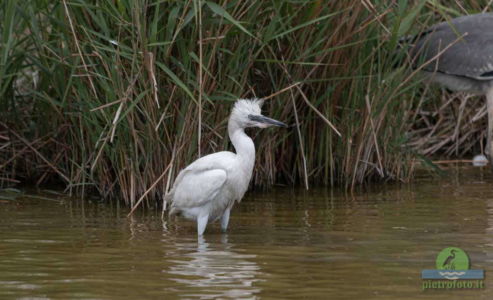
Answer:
xmin=166 ymin=235 xmax=262 ymax=299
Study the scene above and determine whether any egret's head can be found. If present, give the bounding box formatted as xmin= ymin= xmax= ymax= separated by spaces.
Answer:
xmin=230 ymin=98 xmax=287 ymax=129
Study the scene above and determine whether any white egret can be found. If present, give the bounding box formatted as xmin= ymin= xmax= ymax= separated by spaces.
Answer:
xmin=166 ymin=98 xmax=287 ymax=235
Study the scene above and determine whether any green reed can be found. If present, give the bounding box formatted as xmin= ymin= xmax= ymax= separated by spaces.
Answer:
xmin=0 ymin=0 xmax=489 ymax=206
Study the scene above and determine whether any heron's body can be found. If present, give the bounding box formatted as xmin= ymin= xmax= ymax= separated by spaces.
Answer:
xmin=409 ymin=13 xmax=493 ymax=160
xmin=166 ymin=99 xmax=286 ymax=235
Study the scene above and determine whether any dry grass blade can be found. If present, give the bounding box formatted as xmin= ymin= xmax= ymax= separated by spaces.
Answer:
xmin=263 ymin=82 xmax=302 ymax=101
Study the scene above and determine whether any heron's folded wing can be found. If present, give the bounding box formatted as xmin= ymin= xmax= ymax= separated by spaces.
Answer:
xmin=172 ymin=169 xmax=227 ymax=208
xmin=412 ymin=14 xmax=493 ymax=79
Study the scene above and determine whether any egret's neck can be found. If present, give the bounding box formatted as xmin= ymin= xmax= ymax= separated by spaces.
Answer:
xmin=228 ymin=118 xmax=255 ymax=171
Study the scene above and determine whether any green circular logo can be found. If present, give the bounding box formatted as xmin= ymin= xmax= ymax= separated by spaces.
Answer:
xmin=435 ymin=247 xmax=469 ymax=270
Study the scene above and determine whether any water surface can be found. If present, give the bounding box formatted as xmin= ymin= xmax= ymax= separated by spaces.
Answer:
xmin=1 ymin=166 xmax=493 ymax=299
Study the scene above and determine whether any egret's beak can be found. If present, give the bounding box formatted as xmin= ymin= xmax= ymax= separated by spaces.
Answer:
xmin=248 ymin=114 xmax=288 ymax=127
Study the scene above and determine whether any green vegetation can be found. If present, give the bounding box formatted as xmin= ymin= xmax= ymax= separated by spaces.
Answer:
xmin=0 ymin=0 xmax=489 ymax=206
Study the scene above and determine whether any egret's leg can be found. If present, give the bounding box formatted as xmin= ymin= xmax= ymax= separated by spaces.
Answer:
xmin=220 ymin=207 xmax=231 ymax=232
xmin=197 ymin=235 xmax=206 ymax=248
xmin=197 ymin=214 xmax=209 ymax=236
xmin=487 ymin=89 xmax=493 ymax=163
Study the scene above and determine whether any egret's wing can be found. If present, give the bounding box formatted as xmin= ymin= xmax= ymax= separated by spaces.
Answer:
xmin=171 ymin=168 xmax=227 ymax=208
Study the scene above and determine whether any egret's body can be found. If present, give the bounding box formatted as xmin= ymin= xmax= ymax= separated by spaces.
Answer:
xmin=166 ymin=99 xmax=286 ymax=235
xmin=409 ymin=13 xmax=493 ymax=162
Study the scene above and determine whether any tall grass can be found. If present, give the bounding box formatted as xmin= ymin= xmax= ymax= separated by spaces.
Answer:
xmin=0 ymin=0 xmax=490 ymax=206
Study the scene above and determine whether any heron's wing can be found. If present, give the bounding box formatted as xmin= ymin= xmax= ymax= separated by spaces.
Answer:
xmin=171 ymin=168 xmax=227 ymax=208
xmin=412 ymin=13 xmax=493 ymax=80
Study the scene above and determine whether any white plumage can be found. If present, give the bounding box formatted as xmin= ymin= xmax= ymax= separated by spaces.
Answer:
xmin=166 ymin=98 xmax=287 ymax=235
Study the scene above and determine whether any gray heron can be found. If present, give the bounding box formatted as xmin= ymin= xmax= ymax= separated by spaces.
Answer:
xmin=409 ymin=13 xmax=493 ymax=162
xmin=166 ymin=99 xmax=287 ymax=235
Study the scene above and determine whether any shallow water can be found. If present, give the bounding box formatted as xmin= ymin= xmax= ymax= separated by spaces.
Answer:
xmin=1 ymin=166 xmax=493 ymax=299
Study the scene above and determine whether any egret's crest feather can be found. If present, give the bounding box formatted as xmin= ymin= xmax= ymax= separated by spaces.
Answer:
xmin=232 ymin=98 xmax=264 ymax=116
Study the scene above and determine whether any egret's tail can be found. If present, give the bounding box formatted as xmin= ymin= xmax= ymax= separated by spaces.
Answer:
xmin=164 ymin=192 xmax=181 ymax=216
xmin=163 ymin=192 xmax=173 ymax=212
